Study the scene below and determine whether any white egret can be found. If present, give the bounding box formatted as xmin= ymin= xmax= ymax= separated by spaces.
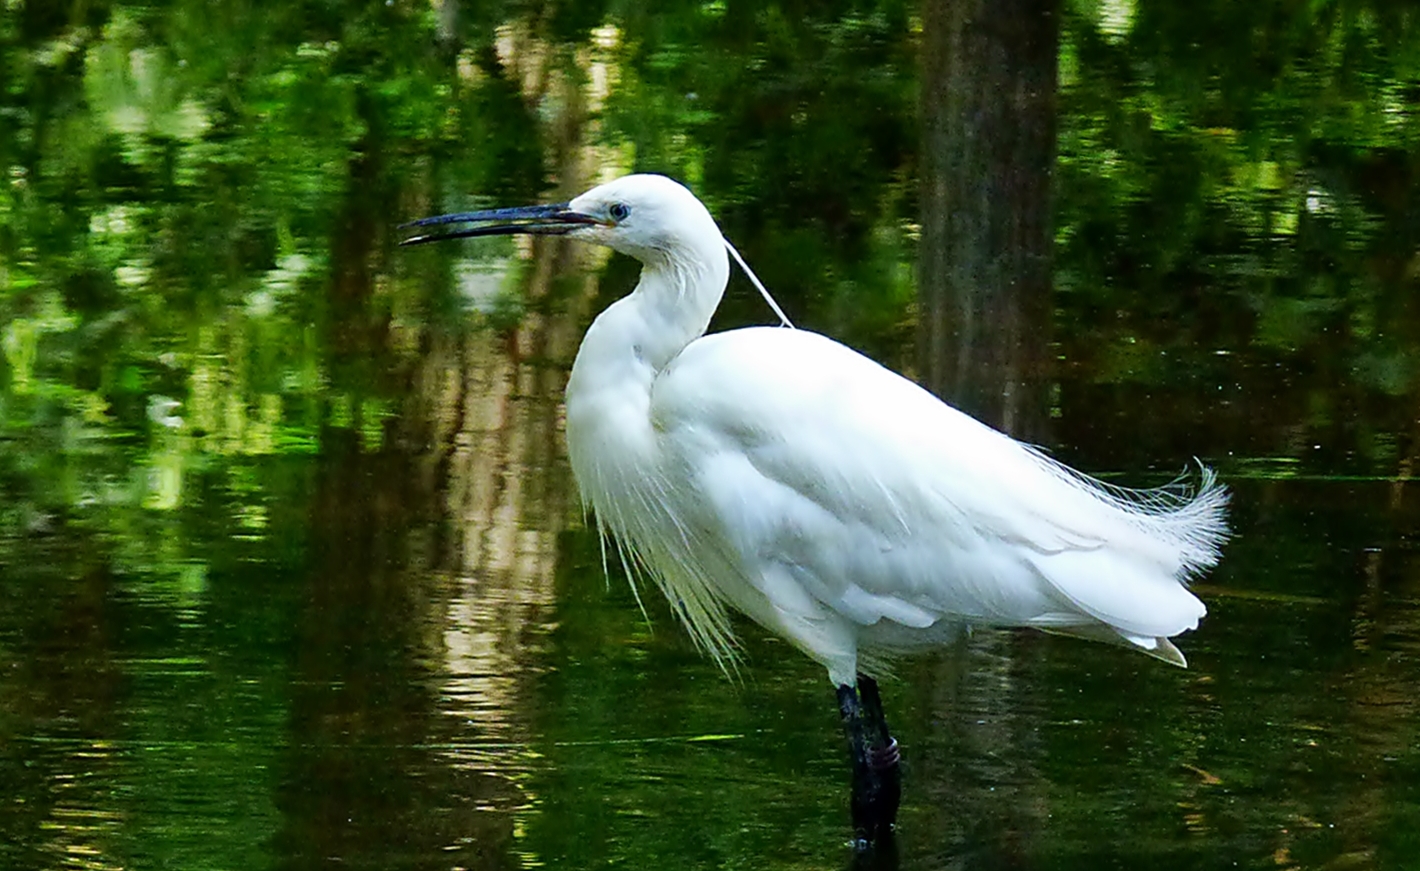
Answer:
xmin=403 ymin=174 xmax=1229 ymax=848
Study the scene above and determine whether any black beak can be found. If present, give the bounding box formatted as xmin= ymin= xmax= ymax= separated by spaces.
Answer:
xmin=399 ymin=203 xmax=602 ymax=246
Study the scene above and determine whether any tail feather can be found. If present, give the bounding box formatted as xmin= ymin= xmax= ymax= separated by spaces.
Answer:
xmin=1038 ymin=625 xmax=1192 ymax=667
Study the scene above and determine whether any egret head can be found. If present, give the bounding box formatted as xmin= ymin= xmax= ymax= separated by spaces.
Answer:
xmin=401 ymin=174 xmax=725 ymax=269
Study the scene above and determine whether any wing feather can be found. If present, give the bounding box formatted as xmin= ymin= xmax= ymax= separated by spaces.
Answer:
xmin=652 ymin=327 xmax=1226 ymax=644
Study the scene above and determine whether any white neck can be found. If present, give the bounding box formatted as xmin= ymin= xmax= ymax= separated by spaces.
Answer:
xmin=566 ymin=243 xmax=730 ymax=408
xmin=562 ymin=242 xmax=729 ymax=528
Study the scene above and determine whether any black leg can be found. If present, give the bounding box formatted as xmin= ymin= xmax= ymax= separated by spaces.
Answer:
xmin=837 ymin=683 xmax=872 ymax=845
xmin=837 ymin=677 xmax=901 ymax=850
xmin=858 ymin=675 xmax=901 ymax=822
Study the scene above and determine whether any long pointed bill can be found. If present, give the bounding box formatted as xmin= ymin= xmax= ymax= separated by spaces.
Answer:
xmin=399 ymin=203 xmax=602 ymax=246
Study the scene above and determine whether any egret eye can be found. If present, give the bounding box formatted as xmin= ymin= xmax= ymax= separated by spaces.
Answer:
xmin=609 ymin=202 xmax=631 ymax=222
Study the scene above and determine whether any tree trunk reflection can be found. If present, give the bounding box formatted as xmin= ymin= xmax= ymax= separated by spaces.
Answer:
xmin=918 ymin=0 xmax=1058 ymax=441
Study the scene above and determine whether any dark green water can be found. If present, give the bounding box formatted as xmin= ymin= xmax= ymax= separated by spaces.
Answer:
xmin=3 ymin=2 xmax=1420 ymax=869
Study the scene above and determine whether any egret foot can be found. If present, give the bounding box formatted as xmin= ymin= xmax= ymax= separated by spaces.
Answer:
xmin=837 ymin=676 xmax=901 ymax=849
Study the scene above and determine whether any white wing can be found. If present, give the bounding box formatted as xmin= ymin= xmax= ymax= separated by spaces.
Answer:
xmin=651 ymin=326 xmax=1227 ymax=661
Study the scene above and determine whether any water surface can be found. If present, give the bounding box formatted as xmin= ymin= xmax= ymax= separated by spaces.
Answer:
xmin=3 ymin=3 xmax=1420 ymax=869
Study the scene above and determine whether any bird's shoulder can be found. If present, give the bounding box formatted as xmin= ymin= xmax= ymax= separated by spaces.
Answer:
xmin=653 ymin=326 xmax=942 ymax=435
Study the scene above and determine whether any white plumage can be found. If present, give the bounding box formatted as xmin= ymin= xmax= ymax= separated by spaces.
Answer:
xmin=557 ymin=174 xmax=1228 ymax=686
